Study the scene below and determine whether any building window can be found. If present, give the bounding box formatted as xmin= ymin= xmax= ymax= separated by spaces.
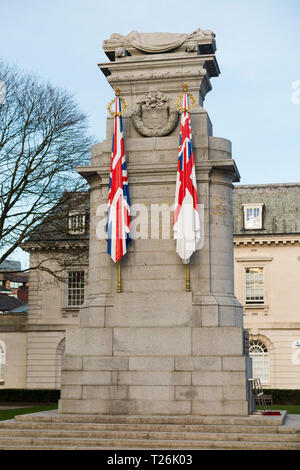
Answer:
xmin=243 ymin=204 xmax=263 ymax=230
xmin=245 ymin=267 xmax=264 ymax=304
xmin=67 ymin=271 xmax=85 ymax=307
xmin=249 ymin=340 xmax=270 ymax=384
xmin=9 ymin=281 xmax=23 ymax=289
xmin=0 ymin=341 xmax=5 ymax=382
xmin=68 ymin=211 xmax=86 ymax=234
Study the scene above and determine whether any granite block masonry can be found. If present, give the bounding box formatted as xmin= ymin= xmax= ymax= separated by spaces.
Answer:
xmin=59 ymin=29 xmax=253 ymax=416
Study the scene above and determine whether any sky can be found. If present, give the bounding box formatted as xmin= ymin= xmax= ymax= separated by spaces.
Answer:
xmin=1 ymin=0 xmax=300 ymax=267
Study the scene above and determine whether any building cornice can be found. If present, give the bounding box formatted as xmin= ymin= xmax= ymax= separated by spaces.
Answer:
xmin=245 ymin=323 xmax=300 ymax=330
xmin=234 ymin=235 xmax=300 ymax=246
xmin=235 ymin=257 xmax=273 ymax=262
xmin=22 ymin=241 xmax=88 ymax=252
xmin=24 ymin=324 xmax=79 ymax=332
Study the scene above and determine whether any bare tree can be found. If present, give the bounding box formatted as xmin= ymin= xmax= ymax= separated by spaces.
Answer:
xmin=0 ymin=59 xmax=94 ymax=266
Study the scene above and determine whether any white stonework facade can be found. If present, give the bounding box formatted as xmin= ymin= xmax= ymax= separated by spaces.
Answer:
xmin=233 ymin=183 xmax=300 ymax=390
xmin=0 ymin=247 xmax=88 ymax=389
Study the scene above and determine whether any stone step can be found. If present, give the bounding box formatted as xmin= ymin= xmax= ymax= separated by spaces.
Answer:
xmin=0 ymin=445 xmax=137 ymax=450
xmin=1 ymin=411 xmax=297 ymax=450
xmin=14 ymin=411 xmax=286 ymax=427
xmin=0 ymin=420 xmax=297 ymax=434
xmin=0 ymin=427 xmax=299 ymax=443
xmin=0 ymin=436 xmax=299 ymax=450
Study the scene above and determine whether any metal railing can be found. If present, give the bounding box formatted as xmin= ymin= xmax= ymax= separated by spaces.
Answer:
xmin=249 ymin=378 xmax=267 ymax=414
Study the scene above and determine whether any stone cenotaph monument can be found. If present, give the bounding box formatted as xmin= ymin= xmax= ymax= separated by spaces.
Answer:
xmin=59 ymin=30 xmax=253 ymax=416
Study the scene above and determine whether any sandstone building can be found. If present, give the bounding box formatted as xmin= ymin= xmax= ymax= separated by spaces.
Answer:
xmin=233 ymin=183 xmax=300 ymax=389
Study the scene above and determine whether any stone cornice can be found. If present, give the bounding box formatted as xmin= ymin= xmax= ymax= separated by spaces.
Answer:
xmin=77 ymin=159 xmax=240 ymax=185
xmin=99 ymin=53 xmax=218 ymax=101
xmin=235 ymin=256 xmax=273 ymax=262
xmin=24 ymin=324 xmax=74 ymax=332
xmin=245 ymin=323 xmax=300 ymax=330
xmin=99 ymin=54 xmax=216 ymax=78
xmin=23 ymin=241 xmax=88 ymax=252
xmin=234 ymin=236 xmax=300 ymax=246
xmin=0 ymin=325 xmax=27 ymax=332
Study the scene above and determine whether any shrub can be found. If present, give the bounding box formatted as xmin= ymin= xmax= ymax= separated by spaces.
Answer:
xmin=0 ymin=389 xmax=60 ymax=403
xmin=263 ymin=389 xmax=300 ymax=405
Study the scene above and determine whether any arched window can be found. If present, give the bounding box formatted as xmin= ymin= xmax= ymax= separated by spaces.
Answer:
xmin=0 ymin=341 xmax=6 ymax=382
xmin=249 ymin=339 xmax=270 ymax=384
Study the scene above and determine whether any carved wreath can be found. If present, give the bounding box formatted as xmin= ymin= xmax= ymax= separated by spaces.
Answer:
xmin=132 ymin=88 xmax=178 ymax=137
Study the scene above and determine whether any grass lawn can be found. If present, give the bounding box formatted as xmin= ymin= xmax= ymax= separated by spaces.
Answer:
xmin=257 ymin=404 xmax=300 ymax=414
xmin=0 ymin=404 xmax=58 ymax=421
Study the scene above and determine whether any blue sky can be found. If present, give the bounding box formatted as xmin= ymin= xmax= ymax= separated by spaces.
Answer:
xmin=1 ymin=0 xmax=300 ymax=267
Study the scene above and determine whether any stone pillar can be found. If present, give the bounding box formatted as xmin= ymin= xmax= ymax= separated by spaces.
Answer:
xmin=59 ymin=30 xmax=252 ymax=416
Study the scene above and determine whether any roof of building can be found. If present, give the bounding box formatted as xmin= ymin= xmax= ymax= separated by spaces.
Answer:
xmin=22 ymin=184 xmax=300 ymax=244
xmin=25 ymin=191 xmax=89 ymax=244
xmin=0 ymin=272 xmax=29 ymax=283
xmin=233 ymin=182 xmax=300 ymax=236
xmin=0 ymin=260 xmax=21 ymax=271
xmin=0 ymin=295 xmax=27 ymax=313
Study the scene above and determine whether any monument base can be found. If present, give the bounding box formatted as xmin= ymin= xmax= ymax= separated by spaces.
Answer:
xmin=59 ymin=292 xmax=252 ymax=416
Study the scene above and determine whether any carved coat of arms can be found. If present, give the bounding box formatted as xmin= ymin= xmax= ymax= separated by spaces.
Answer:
xmin=132 ymin=88 xmax=178 ymax=137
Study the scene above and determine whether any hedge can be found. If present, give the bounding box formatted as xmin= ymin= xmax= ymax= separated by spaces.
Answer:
xmin=263 ymin=389 xmax=300 ymax=405
xmin=0 ymin=388 xmax=299 ymax=405
xmin=0 ymin=389 xmax=60 ymax=403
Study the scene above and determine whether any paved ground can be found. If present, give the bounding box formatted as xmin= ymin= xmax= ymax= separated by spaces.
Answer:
xmin=283 ymin=414 xmax=300 ymax=428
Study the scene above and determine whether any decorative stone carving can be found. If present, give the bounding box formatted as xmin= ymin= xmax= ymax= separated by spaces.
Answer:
xmin=107 ymin=67 xmax=207 ymax=85
xmin=132 ymin=88 xmax=178 ymax=137
xmin=185 ymin=41 xmax=198 ymax=52
xmin=125 ymin=31 xmax=187 ymax=53
xmin=124 ymin=30 xmax=215 ymax=53
xmin=103 ymin=29 xmax=216 ymax=56
xmin=115 ymin=47 xmax=126 ymax=57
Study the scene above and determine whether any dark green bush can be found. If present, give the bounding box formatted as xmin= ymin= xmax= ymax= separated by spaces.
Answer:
xmin=263 ymin=389 xmax=300 ymax=405
xmin=0 ymin=388 xmax=299 ymax=405
xmin=0 ymin=389 xmax=60 ymax=403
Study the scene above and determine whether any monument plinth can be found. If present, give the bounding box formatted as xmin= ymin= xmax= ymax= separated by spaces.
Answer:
xmin=59 ymin=30 xmax=253 ymax=416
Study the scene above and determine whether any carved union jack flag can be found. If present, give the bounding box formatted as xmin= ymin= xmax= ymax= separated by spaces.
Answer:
xmin=106 ymin=93 xmax=131 ymax=263
xmin=173 ymin=89 xmax=201 ymax=264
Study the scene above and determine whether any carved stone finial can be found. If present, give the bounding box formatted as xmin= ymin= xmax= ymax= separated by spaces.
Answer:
xmin=115 ymin=47 xmax=126 ymax=57
xmin=185 ymin=42 xmax=198 ymax=52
